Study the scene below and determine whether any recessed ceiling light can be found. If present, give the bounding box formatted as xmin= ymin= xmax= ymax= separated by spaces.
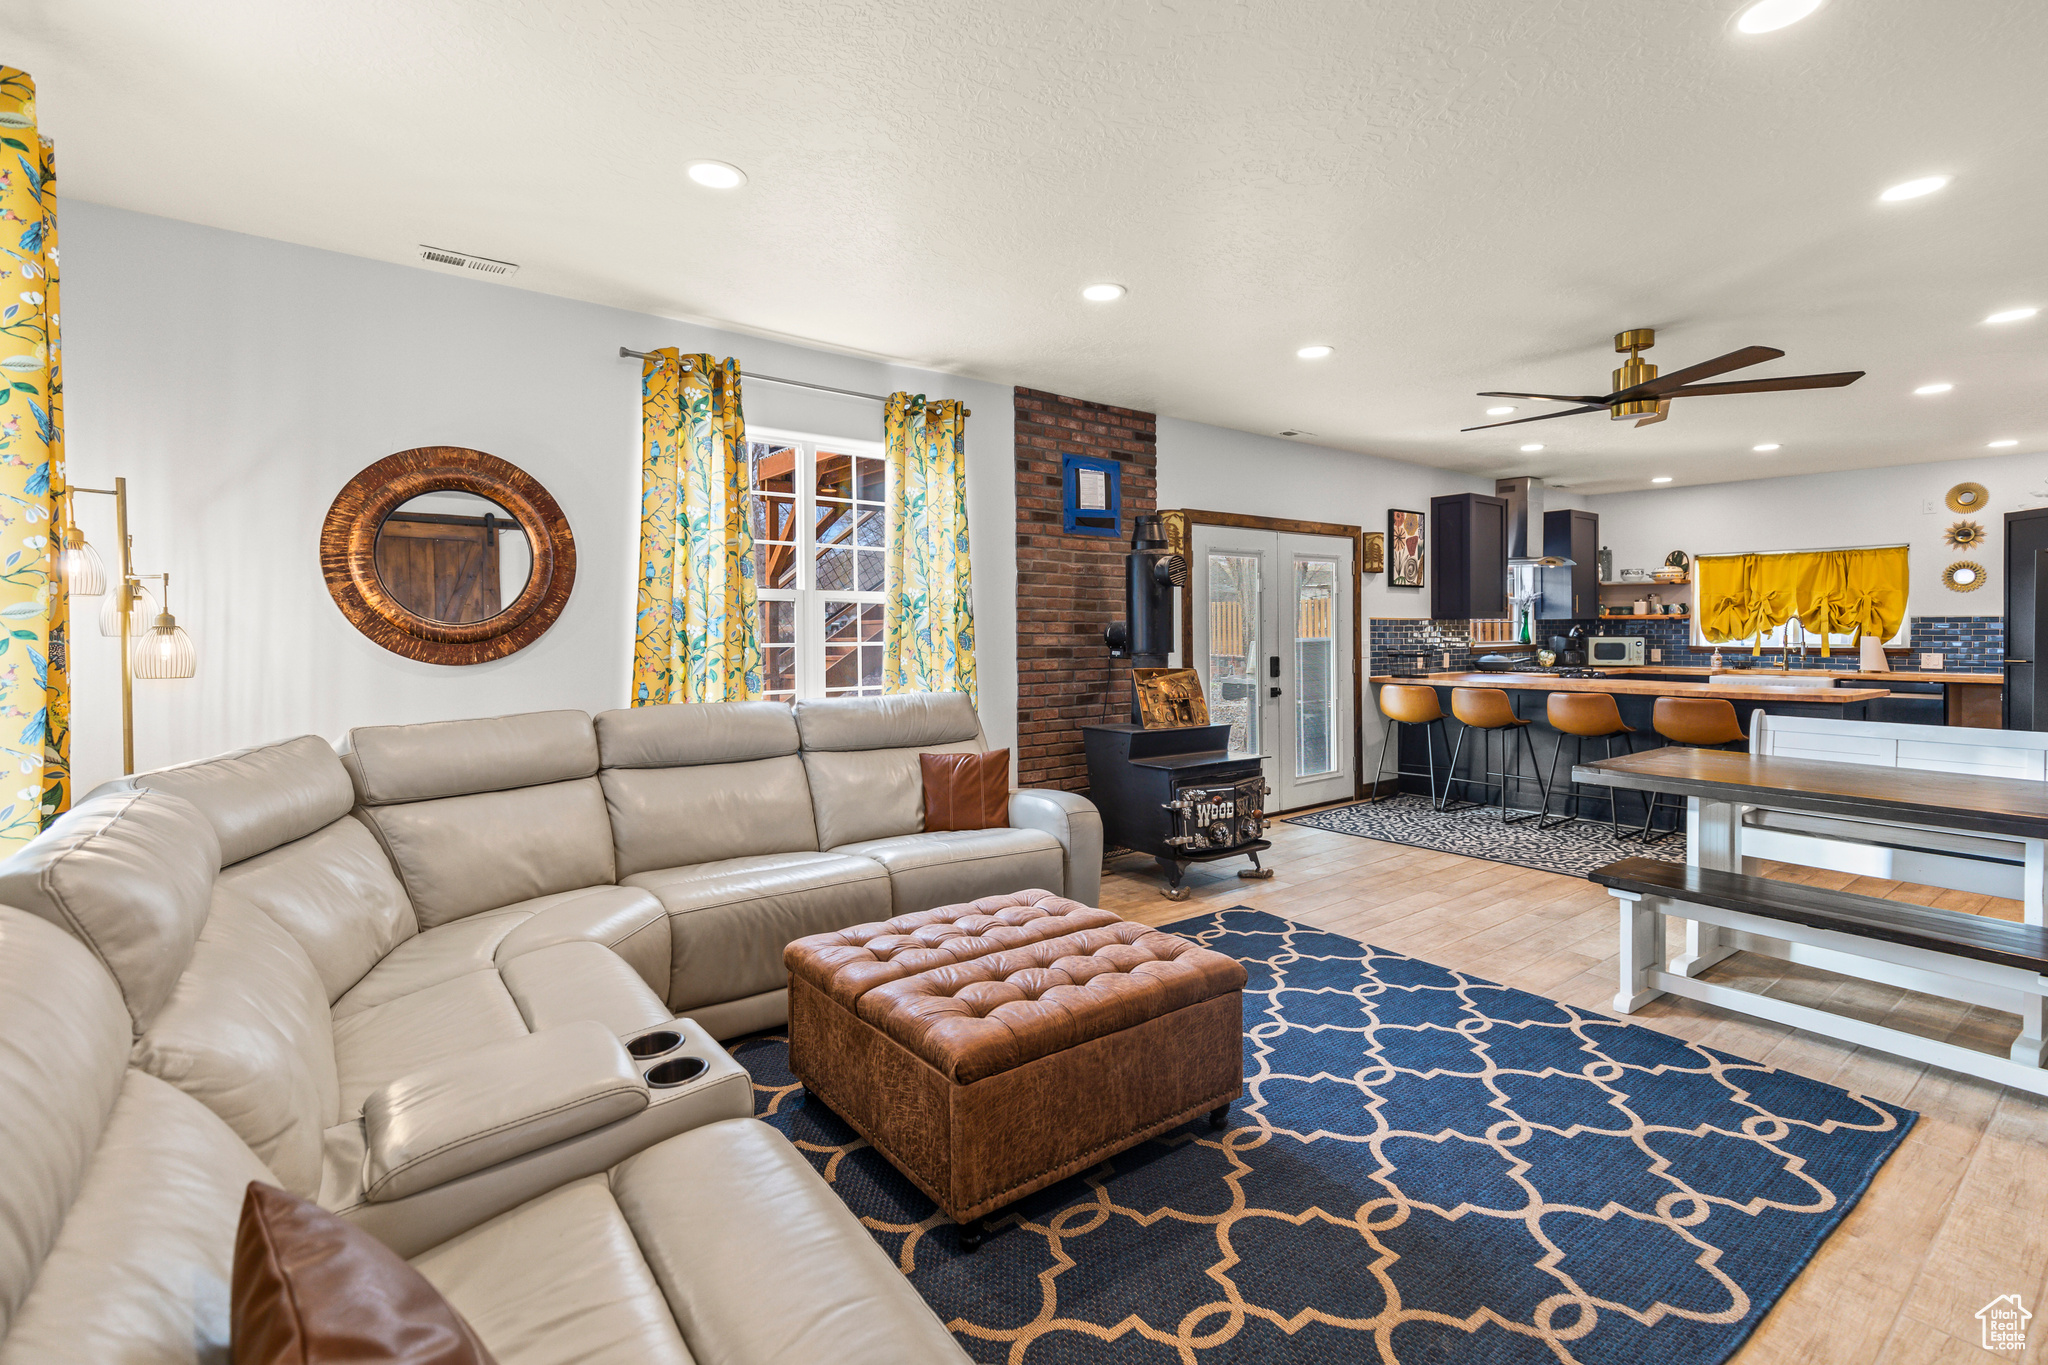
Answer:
xmin=1486 ymin=406 xmax=1516 ymax=416
xmin=1081 ymin=283 xmax=1126 ymax=302
xmin=1296 ymin=345 xmax=1333 ymax=360
xmin=1914 ymin=382 xmax=1954 ymax=395
xmin=1753 ymin=443 xmax=1781 ymax=452
xmin=1651 ymin=476 xmax=1673 ymax=484
xmin=1520 ymin=443 xmax=1543 ymax=452
xmin=1989 ymin=439 xmax=2019 ymax=448
xmin=1880 ymin=175 xmax=1950 ymax=203
xmin=1986 ymin=307 xmax=2040 ymax=324
xmin=685 ymin=161 xmax=746 ymax=189
xmin=1736 ymin=0 xmax=1824 ymax=34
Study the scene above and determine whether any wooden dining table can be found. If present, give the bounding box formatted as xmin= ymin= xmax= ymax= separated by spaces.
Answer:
xmin=1574 ymin=745 xmax=2048 ymax=1064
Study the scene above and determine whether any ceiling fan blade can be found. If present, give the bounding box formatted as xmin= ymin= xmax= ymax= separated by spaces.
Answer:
xmin=1476 ymin=390 xmax=1610 ymax=405
xmin=1657 ymin=371 xmax=1866 ymax=398
xmin=1608 ymin=346 xmax=1787 ymax=403
xmin=1460 ymin=404 xmax=1607 ymax=432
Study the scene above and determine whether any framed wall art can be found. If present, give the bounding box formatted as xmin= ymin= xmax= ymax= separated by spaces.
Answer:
xmin=1361 ymin=530 xmax=1385 ymax=574
xmin=1387 ymin=509 xmax=1425 ymax=588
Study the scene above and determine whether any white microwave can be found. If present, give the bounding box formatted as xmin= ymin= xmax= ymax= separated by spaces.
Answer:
xmin=1588 ymin=636 xmax=1647 ymax=666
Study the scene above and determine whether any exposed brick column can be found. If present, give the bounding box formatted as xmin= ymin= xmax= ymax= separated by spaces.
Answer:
xmin=1013 ymin=387 xmax=1157 ymax=791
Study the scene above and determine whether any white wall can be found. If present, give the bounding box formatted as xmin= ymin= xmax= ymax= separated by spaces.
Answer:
xmin=62 ymin=202 xmax=1014 ymax=792
xmin=1584 ymin=448 xmax=2047 ymax=614
xmin=1155 ymin=419 xmax=1487 ymax=622
xmin=1154 ymin=419 xmax=1490 ymax=781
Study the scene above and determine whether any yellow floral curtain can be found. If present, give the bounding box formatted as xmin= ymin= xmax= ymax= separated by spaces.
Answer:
xmin=1695 ymin=546 xmax=1908 ymax=656
xmin=883 ymin=393 xmax=975 ymax=699
xmin=632 ymin=350 xmax=760 ymax=704
xmin=0 ymin=67 xmax=68 ymax=849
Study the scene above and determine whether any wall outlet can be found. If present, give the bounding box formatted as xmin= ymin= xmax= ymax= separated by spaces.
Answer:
xmin=1923 ymin=499 xmax=1936 ymax=515
xmin=1442 ymin=651 xmax=1452 ymax=669
xmin=1920 ymin=652 xmax=1944 ymax=669
xmin=1651 ymin=648 xmax=1663 ymax=661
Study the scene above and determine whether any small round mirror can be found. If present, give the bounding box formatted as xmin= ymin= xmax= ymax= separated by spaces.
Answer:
xmin=1952 ymin=567 xmax=1978 ymax=586
xmin=374 ymin=491 xmax=532 ymax=624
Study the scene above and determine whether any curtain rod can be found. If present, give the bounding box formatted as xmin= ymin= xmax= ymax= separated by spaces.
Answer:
xmin=618 ymin=347 xmax=887 ymax=403
xmin=1695 ymin=542 xmax=1910 ymax=558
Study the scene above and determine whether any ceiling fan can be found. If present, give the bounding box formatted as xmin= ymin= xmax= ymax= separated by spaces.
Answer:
xmin=1463 ymin=328 xmax=1864 ymax=431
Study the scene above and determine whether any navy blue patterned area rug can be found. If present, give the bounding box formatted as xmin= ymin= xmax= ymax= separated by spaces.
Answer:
xmin=1287 ymin=792 xmax=1689 ymax=878
xmin=734 ymin=909 xmax=1913 ymax=1364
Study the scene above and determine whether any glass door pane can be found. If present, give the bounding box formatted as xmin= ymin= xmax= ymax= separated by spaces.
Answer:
xmin=1206 ymin=552 xmax=1261 ymax=757
xmin=815 ymin=451 xmax=887 ymax=593
xmin=1293 ymin=558 xmax=1338 ymax=777
xmin=746 ymin=442 xmax=800 ymax=590
xmin=822 ymin=598 xmax=885 ymax=698
xmin=758 ymin=598 xmax=797 ymax=702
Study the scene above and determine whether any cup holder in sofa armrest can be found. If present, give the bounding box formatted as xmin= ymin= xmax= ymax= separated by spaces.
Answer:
xmin=627 ymin=1029 xmax=684 ymax=1059
xmin=645 ymin=1055 xmax=708 ymax=1088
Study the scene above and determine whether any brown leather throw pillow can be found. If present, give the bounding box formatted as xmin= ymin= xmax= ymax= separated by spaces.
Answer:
xmin=232 ymin=1182 xmax=497 ymax=1365
xmin=922 ymin=749 xmax=1011 ymax=832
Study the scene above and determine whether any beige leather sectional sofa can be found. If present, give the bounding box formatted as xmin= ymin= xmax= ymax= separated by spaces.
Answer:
xmin=0 ymin=690 xmax=1092 ymax=1363
xmin=0 ymin=905 xmax=971 ymax=1363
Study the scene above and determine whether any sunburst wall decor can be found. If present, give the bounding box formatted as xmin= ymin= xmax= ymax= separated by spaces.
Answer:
xmin=1943 ymin=560 xmax=1986 ymax=592
xmin=1945 ymin=520 xmax=1985 ymax=549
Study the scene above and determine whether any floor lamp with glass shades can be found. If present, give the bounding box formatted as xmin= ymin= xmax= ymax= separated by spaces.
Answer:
xmin=56 ymin=477 xmax=198 ymax=775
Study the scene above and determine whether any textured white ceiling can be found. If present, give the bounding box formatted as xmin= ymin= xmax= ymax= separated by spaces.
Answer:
xmin=9 ymin=0 xmax=2046 ymax=491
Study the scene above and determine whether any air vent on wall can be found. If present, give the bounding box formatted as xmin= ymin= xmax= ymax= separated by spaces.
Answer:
xmin=417 ymin=245 xmax=520 ymax=279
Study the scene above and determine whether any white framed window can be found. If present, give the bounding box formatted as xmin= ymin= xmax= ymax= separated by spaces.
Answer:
xmin=746 ymin=428 xmax=890 ymax=702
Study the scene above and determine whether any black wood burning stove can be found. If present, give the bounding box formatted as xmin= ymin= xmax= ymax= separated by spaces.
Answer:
xmin=1082 ymin=722 xmax=1273 ymax=900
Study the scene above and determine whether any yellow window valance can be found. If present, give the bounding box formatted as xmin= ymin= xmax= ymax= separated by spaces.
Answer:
xmin=1694 ymin=545 xmax=1908 ymax=656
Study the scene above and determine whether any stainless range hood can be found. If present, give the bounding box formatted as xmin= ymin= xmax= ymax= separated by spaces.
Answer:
xmin=1495 ymin=476 xmax=1574 ymax=567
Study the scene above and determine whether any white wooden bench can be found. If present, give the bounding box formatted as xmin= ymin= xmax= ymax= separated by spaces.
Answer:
xmin=1637 ymin=713 xmax=2048 ymax=1081
xmin=1597 ymin=856 xmax=2048 ymax=1095
xmin=1741 ymin=713 xmax=2048 ymax=909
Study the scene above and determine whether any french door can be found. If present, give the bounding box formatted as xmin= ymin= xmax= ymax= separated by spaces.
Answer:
xmin=1188 ymin=525 xmax=1355 ymax=812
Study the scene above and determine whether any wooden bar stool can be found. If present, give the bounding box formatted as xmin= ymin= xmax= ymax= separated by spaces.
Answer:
xmin=1540 ymin=692 xmax=1636 ymax=835
xmin=1369 ymin=684 xmax=1458 ymax=810
xmin=1446 ymin=687 xmax=1548 ymax=822
xmin=1637 ymin=697 xmax=1748 ymax=843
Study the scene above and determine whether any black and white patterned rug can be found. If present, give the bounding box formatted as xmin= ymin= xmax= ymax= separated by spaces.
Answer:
xmin=1286 ymin=792 xmax=1686 ymax=877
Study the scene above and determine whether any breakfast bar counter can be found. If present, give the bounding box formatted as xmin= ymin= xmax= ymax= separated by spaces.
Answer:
xmin=1366 ymin=670 xmax=1889 ymax=829
xmin=1367 ymin=670 xmax=1892 ymax=706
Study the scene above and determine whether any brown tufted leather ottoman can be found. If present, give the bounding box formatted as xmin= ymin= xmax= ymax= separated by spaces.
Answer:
xmin=784 ymin=889 xmax=1247 ymax=1248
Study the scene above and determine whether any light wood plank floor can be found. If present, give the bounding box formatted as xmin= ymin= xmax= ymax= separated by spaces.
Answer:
xmin=1099 ymin=818 xmax=2046 ymax=1363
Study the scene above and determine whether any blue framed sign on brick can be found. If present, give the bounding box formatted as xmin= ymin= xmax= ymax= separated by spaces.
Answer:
xmin=1062 ymin=452 xmax=1122 ymax=537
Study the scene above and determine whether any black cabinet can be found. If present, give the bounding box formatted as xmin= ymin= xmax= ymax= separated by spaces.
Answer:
xmin=1538 ymin=509 xmax=1599 ymax=620
xmin=1429 ymin=492 xmax=1508 ymax=619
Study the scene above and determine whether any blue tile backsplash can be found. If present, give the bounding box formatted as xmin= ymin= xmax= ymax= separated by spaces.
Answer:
xmin=1369 ymin=614 xmax=2004 ymax=675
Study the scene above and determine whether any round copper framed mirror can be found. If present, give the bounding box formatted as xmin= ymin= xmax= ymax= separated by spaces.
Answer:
xmin=321 ymin=447 xmax=576 ymax=664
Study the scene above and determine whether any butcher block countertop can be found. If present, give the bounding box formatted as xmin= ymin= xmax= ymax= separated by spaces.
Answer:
xmin=1367 ymin=671 xmax=1893 ymax=705
xmin=1597 ymin=663 xmax=1998 ymax=683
